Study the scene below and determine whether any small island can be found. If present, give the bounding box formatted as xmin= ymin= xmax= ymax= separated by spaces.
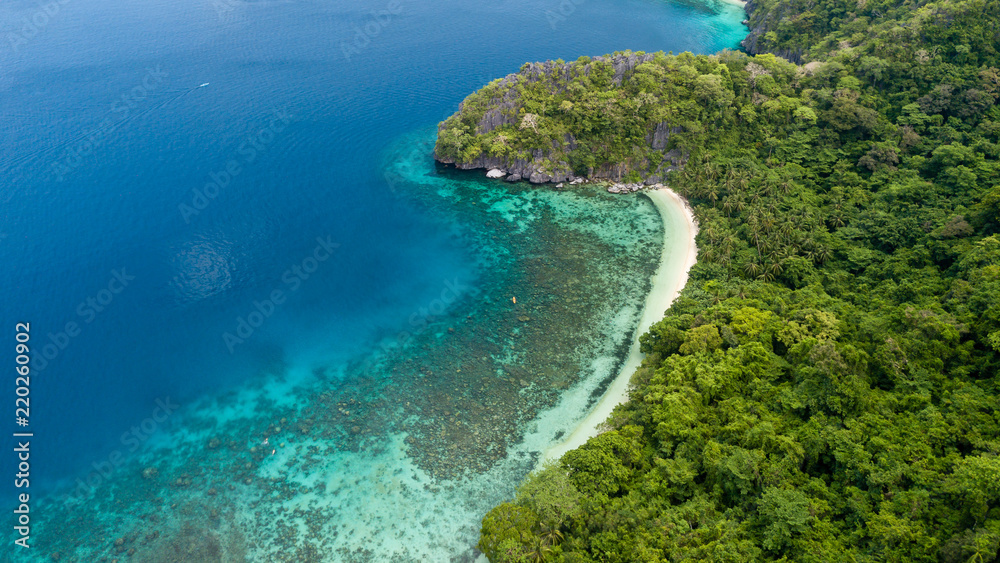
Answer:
xmin=437 ymin=0 xmax=1000 ymax=560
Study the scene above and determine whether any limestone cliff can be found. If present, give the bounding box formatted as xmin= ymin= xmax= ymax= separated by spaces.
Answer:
xmin=433 ymin=52 xmax=687 ymax=185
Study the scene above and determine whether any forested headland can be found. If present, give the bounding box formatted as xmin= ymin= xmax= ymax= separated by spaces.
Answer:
xmin=435 ymin=0 xmax=1000 ymax=561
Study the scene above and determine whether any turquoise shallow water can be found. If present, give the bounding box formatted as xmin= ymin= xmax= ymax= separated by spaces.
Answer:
xmin=0 ymin=0 xmax=744 ymax=558
xmin=27 ymin=131 xmax=667 ymax=561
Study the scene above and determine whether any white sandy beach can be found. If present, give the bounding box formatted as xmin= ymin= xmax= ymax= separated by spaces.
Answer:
xmin=540 ymin=187 xmax=698 ymax=463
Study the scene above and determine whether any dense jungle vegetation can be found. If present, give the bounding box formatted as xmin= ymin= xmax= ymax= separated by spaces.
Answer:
xmin=436 ymin=0 xmax=1000 ymax=561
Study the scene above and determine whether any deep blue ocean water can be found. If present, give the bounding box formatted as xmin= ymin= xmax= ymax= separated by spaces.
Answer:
xmin=0 ymin=0 xmax=744 ymax=558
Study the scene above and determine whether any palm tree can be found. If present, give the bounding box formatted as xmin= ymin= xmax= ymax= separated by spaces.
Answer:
xmin=780 ymin=178 xmax=794 ymax=195
xmin=766 ymin=260 xmax=784 ymax=278
xmin=736 ymin=172 xmax=750 ymax=191
xmin=779 ymin=222 xmax=796 ymax=243
xmin=815 ymin=245 xmax=833 ymax=264
xmin=721 ymin=234 xmax=736 ymax=253
xmin=785 ymin=235 xmax=804 ymax=254
xmin=680 ymin=167 xmax=696 ymax=186
xmin=750 ymin=230 xmax=763 ymax=254
xmin=710 ymin=287 xmax=724 ymax=305
xmin=827 ymin=203 xmax=846 ymax=229
xmin=761 ymin=215 xmax=776 ymax=234
xmin=525 ymin=537 xmax=552 ymax=562
xmin=703 ymin=226 xmax=719 ymax=245
xmin=721 ymin=196 xmax=735 ymax=216
xmin=723 ymin=168 xmax=736 ymax=194
xmin=706 ymin=185 xmax=720 ymax=205
xmin=702 ymin=162 xmax=718 ymax=183
xmin=538 ymin=522 xmax=564 ymax=547
xmin=805 ymin=242 xmax=832 ymax=264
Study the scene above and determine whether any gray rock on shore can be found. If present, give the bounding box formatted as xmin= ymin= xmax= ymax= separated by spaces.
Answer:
xmin=486 ymin=168 xmax=505 ymax=179
xmin=529 ymin=171 xmax=552 ymax=184
xmin=607 ymin=182 xmax=644 ymax=194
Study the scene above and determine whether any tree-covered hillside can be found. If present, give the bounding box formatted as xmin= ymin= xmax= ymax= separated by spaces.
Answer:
xmin=437 ymin=0 xmax=1000 ymax=561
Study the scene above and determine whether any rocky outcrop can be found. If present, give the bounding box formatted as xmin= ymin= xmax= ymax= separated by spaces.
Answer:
xmin=516 ymin=52 xmax=656 ymax=86
xmin=438 ymin=146 xmax=685 ymax=185
xmin=739 ymin=0 xmax=764 ymax=54
xmin=478 ymin=107 xmax=517 ymax=135
xmin=436 ymin=151 xmax=575 ymax=184
xmin=740 ymin=0 xmax=805 ymax=63
xmin=435 ymin=51 xmax=688 ymax=186
xmin=441 ymin=149 xmax=685 ymax=186
xmin=607 ymin=183 xmax=646 ymax=194
xmin=647 ymin=122 xmax=682 ymax=151
xmin=609 ymin=52 xmax=656 ymax=85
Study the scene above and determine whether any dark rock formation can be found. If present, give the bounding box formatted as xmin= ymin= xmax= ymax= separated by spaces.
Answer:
xmin=740 ymin=0 xmax=805 ymax=63
xmin=647 ymin=122 xmax=682 ymax=151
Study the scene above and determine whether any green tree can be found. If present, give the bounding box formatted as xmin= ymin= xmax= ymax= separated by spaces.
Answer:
xmin=479 ymin=503 xmax=539 ymax=563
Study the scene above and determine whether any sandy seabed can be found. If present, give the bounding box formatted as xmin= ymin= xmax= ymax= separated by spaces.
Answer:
xmin=540 ymin=187 xmax=699 ymax=463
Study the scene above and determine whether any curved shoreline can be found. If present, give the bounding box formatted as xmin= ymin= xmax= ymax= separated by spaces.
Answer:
xmin=540 ymin=187 xmax=698 ymax=463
